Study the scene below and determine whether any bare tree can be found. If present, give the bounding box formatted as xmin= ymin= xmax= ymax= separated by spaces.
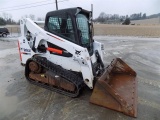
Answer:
xmin=0 ymin=17 xmax=6 ymax=25
xmin=24 ymin=15 xmax=28 ymax=18
xmin=97 ymin=12 xmax=107 ymax=23
xmin=21 ymin=14 xmax=35 ymax=21
xmin=37 ymin=17 xmax=42 ymax=21
xmin=29 ymin=14 xmax=35 ymax=21
xmin=2 ymin=12 xmax=12 ymax=21
xmin=37 ymin=17 xmax=45 ymax=21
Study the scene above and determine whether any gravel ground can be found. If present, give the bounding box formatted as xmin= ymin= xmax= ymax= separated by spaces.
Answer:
xmin=0 ymin=36 xmax=160 ymax=120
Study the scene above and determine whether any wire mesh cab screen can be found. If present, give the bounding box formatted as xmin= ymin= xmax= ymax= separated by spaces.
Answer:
xmin=48 ymin=14 xmax=75 ymax=43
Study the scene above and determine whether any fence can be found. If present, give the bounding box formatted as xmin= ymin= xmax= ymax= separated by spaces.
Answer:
xmin=6 ymin=27 xmax=21 ymax=37
xmin=5 ymin=24 xmax=44 ymax=38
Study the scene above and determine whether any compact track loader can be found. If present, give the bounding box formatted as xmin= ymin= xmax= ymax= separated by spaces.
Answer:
xmin=18 ymin=7 xmax=137 ymax=117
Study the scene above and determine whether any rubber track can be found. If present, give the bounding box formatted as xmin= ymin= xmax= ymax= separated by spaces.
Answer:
xmin=25 ymin=56 xmax=84 ymax=97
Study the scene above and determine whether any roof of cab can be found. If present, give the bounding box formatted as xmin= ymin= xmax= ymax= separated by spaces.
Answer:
xmin=46 ymin=7 xmax=91 ymax=17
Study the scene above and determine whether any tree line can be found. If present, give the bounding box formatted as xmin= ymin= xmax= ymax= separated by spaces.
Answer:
xmin=0 ymin=13 xmax=17 ymax=25
xmin=0 ymin=13 xmax=45 ymax=25
xmin=93 ymin=12 xmax=160 ymax=24
xmin=0 ymin=12 xmax=159 ymax=25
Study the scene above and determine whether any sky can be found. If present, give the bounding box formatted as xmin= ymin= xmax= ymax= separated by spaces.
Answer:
xmin=0 ymin=0 xmax=159 ymax=21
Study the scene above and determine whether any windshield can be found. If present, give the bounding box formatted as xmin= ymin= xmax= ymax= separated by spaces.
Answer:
xmin=76 ymin=14 xmax=90 ymax=45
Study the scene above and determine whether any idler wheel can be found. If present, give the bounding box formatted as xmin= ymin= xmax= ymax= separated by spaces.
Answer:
xmin=29 ymin=61 xmax=41 ymax=73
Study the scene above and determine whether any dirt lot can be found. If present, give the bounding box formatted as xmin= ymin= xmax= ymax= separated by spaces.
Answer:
xmin=0 ymin=36 xmax=160 ymax=120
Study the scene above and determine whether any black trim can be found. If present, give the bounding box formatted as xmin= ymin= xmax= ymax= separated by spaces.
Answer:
xmin=47 ymin=42 xmax=73 ymax=57
xmin=95 ymin=50 xmax=104 ymax=69
xmin=32 ymin=37 xmax=36 ymax=52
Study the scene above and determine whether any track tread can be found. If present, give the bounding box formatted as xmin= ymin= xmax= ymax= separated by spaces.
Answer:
xmin=25 ymin=56 xmax=84 ymax=97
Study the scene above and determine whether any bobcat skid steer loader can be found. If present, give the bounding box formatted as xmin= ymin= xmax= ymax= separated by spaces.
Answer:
xmin=18 ymin=7 xmax=137 ymax=117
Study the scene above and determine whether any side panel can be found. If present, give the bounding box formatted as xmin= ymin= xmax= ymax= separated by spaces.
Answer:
xmin=18 ymin=37 xmax=34 ymax=64
xmin=47 ymin=55 xmax=81 ymax=72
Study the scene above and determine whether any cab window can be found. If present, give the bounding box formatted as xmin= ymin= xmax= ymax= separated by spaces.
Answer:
xmin=48 ymin=15 xmax=75 ymax=43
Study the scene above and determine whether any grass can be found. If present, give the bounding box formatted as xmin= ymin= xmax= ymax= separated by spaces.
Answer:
xmin=94 ymin=24 xmax=160 ymax=37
